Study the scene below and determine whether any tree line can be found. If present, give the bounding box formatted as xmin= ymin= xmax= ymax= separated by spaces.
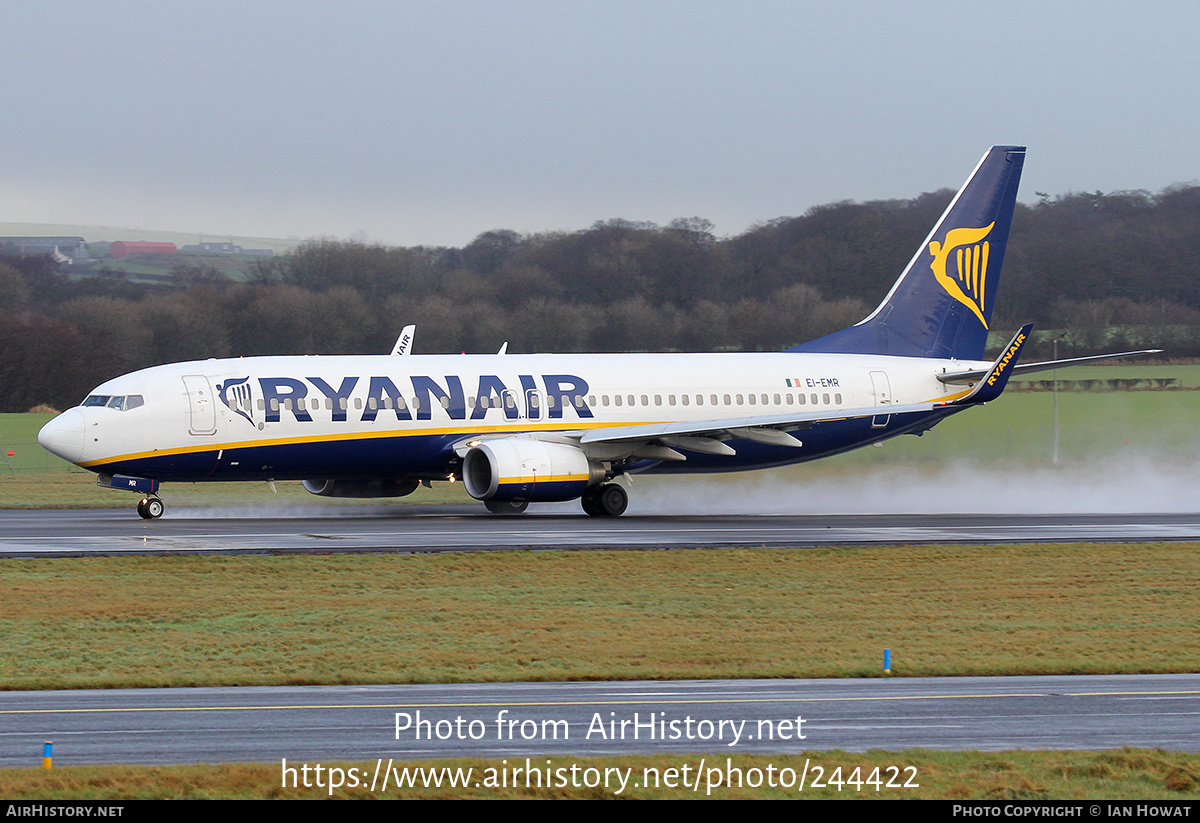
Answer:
xmin=2 ymin=184 xmax=1199 ymax=412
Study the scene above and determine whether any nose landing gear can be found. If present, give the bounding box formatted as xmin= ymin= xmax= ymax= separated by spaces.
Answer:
xmin=136 ymin=496 xmax=165 ymax=519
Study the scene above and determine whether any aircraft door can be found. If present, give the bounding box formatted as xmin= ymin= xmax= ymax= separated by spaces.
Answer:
xmin=869 ymin=370 xmax=892 ymax=429
xmin=182 ymin=374 xmax=218 ymax=436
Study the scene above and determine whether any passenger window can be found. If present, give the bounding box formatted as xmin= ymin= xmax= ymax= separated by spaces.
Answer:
xmin=835 ymin=393 xmax=842 ymax=404
xmin=614 ymin=395 xmax=623 ymax=407
xmin=823 ymin=393 xmax=830 ymax=404
xmin=748 ymin=394 xmax=755 ymax=406
xmin=681 ymin=395 xmax=689 ymax=406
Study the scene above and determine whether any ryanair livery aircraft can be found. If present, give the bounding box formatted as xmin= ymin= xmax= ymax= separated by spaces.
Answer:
xmin=36 ymin=147 xmax=1148 ymax=519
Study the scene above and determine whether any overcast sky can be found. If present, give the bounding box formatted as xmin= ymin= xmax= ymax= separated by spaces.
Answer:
xmin=4 ymin=1 xmax=1198 ymax=247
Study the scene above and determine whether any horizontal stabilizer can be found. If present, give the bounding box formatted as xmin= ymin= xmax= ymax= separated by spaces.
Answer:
xmin=937 ymin=348 xmax=1162 ymax=384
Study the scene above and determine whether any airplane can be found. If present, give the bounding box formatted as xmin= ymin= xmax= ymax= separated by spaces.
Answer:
xmin=37 ymin=146 xmax=1155 ymax=519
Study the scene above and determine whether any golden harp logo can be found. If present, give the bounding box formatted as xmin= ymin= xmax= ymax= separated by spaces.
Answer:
xmin=928 ymin=222 xmax=995 ymax=328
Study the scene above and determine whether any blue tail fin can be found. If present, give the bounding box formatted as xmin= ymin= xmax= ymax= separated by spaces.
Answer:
xmin=789 ymin=146 xmax=1026 ymax=360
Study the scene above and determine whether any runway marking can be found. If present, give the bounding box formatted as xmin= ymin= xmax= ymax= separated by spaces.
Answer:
xmin=4 ymin=689 xmax=1199 ymax=715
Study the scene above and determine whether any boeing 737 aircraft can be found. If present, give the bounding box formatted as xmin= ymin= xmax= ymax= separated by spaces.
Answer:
xmin=36 ymin=146 xmax=1151 ymax=518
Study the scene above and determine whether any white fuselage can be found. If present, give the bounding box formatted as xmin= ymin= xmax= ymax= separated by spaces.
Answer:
xmin=52 ymin=350 xmax=980 ymax=482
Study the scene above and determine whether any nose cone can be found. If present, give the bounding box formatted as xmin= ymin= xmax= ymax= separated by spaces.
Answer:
xmin=38 ymin=409 xmax=86 ymax=464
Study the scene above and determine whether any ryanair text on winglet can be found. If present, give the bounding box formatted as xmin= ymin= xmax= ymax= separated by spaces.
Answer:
xmin=986 ymin=333 xmax=1026 ymax=386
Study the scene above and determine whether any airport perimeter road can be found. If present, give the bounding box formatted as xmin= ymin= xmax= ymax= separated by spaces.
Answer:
xmin=1 ymin=674 xmax=1197 ymax=766
xmin=2 ymin=509 xmax=1200 ymax=556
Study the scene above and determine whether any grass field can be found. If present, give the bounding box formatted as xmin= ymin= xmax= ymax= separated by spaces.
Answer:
xmin=1 ymin=543 xmax=1195 ymax=690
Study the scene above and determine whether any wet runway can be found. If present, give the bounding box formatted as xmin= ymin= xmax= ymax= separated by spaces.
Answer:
xmin=1 ymin=507 xmax=1199 ymax=557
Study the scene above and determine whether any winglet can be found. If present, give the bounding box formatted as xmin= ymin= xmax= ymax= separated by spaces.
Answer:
xmin=390 ymin=324 xmax=416 ymax=356
xmin=947 ymin=323 xmax=1033 ymax=405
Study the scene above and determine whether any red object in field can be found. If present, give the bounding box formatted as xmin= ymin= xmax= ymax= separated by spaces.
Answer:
xmin=110 ymin=241 xmax=178 ymax=258
xmin=6 ymin=451 xmax=12 ymax=457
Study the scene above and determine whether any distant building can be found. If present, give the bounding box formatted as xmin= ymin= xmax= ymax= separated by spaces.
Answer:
xmin=0 ymin=236 xmax=95 ymax=264
xmin=109 ymin=241 xmax=178 ymax=258
xmin=181 ymin=241 xmax=272 ymax=257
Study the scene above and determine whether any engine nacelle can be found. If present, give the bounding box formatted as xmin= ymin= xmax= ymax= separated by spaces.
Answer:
xmin=463 ymin=439 xmax=602 ymax=502
xmin=302 ymin=478 xmax=420 ymax=498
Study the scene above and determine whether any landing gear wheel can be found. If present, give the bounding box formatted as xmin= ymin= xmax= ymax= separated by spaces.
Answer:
xmin=583 ymin=483 xmax=627 ymax=517
xmin=485 ymin=498 xmax=528 ymax=515
xmin=581 ymin=487 xmax=602 ymax=517
xmin=137 ymin=496 xmax=164 ymax=520
xmin=598 ymin=483 xmax=627 ymax=516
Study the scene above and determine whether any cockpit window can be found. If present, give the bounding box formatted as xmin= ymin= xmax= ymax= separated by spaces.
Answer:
xmin=82 ymin=394 xmax=144 ymax=410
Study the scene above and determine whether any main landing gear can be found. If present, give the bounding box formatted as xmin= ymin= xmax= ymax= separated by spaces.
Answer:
xmin=581 ymin=483 xmax=628 ymax=517
xmin=484 ymin=499 xmax=529 ymax=515
xmin=136 ymin=496 xmax=164 ymax=520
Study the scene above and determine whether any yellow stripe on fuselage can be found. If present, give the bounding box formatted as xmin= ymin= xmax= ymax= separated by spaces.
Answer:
xmin=78 ymin=419 xmax=657 ymax=470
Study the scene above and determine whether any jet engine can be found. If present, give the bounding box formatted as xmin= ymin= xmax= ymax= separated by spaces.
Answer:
xmin=302 ymin=478 xmax=420 ymax=498
xmin=462 ymin=439 xmax=604 ymax=502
